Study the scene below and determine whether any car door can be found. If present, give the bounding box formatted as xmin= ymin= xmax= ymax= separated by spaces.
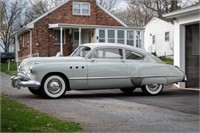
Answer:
xmin=87 ymin=47 xmax=131 ymax=89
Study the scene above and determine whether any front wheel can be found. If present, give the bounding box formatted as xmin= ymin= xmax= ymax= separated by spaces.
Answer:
xmin=42 ymin=75 xmax=67 ymax=99
xmin=141 ymin=84 xmax=163 ymax=95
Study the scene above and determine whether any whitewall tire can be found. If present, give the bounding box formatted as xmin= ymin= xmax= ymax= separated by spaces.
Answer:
xmin=42 ymin=75 xmax=66 ymax=99
xmin=141 ymin=84 xmax=163 ymax=95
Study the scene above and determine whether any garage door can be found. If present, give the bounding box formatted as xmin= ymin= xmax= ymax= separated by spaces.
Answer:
xmin=185 ymin=24 xmax=199 ymax=88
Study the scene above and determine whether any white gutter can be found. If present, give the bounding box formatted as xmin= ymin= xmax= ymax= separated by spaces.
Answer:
xmin=48 ymin=24 xmax=144 ymax=30
xmin=163 ymin=4 xmax=200 ymax=18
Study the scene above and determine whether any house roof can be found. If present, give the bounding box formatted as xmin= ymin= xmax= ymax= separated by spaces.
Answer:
xmin=144 ymin=17 xmax=172 ymax=28
xmin=21 ymin=0 xmax=127 ymax=30
xmin=163 ymin=4 xmax=200 ymax=18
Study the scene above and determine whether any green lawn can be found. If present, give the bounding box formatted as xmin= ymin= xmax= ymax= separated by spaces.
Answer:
xmin=160 ymin=57 xmax=174 ymax=65
xmin=1 ymin=95 xmax=82 ymax=132
xmin=0 ymin=61 xmax=18 ymax=75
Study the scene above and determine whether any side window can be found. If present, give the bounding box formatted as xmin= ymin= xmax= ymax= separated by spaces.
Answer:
xmin=125 ymin=50 xmax=144 ymax=60
xmin=89 ymin=48 xmax=123 ymax=59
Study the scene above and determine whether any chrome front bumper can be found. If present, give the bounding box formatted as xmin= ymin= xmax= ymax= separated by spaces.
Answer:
xmin=11 ymin=73 xmax=41 ymax=89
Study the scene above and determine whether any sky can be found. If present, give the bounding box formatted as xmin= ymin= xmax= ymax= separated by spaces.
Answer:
xmin=116 ymin=0 xmax=128 ymax=9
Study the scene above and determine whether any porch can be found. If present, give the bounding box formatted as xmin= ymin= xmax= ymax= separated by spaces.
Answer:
xmin=48 ymin=24 xmax=144 ymax=56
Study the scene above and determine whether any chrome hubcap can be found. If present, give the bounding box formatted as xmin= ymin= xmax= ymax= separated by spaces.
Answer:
xmin=147 ymin=84 xmax=159 ymax=91
xmin=47 ymin=79 xmax=62 ymax=94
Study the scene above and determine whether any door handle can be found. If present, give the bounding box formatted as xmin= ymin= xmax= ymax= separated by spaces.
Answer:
xmin=122 ymin=59 xmax=126 ymax=62
xmin=91 ymin=59 xmax=96 ymax=62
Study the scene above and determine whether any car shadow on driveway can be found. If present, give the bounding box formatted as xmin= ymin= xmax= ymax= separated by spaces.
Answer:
xmin=14 ymin=87 xmax=199 ymax=115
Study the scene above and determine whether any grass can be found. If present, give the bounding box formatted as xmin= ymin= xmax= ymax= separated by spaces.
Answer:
xmin=1 ymin=95 xmax=82 ymax=132
xmin=159 ymin=57 xmax=174 ymax=65
xmin=0 ymin=61 xmax=18 ymax=75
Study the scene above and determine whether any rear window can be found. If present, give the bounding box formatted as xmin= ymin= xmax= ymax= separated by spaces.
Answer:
xmin=125 ymin=50 xmax=144 ymax=60
xmin=148 ymin=53 xmax=164 ymax=64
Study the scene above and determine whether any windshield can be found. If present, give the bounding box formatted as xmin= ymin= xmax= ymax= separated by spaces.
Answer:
xmin=71 ymin=46 xmax=91 ymax=57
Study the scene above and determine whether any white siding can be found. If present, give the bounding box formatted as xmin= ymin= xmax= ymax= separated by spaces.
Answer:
xmin=144 ymin=18 xmax=174 ymax=57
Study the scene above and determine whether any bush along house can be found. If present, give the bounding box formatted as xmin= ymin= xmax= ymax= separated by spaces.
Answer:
xmin=14 ymin=0 xmax=144 ymax=59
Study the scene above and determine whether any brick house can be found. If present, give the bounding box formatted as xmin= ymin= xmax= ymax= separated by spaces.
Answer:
xmin=14 ymin=0 xmax=144 ymax=58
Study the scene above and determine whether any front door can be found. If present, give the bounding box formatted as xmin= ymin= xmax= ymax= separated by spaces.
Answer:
xmin=87 ymin=48 xmax=130 ymax=89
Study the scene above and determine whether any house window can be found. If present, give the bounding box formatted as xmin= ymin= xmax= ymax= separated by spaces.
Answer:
xmin=127 ymin=31 xmax=134 ymax=46
xmin=117 ymin=30 xmax=124 ymax=44
xmin=99 ymin=30 xmax=105 ymax=43
xmin=108 ymin=30 xmax=115 ymax=43
xmin=73 ymin=2 xmax=90 ymax=16
xmin=165 ymin=32 xmax=169 ymax=41
xmin=152 ymin=35 xmax=155 ymax=44
xmin=54 ymin=30 xmax=65 ymax=44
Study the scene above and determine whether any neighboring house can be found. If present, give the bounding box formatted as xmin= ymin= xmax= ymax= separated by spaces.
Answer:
xmin=14 ymin=0 xmax=144 ymax=58
xmin=144 ymin=17 xmax=174 ymax=57
xmin=164 ymin=4 xmax=200 ymax=88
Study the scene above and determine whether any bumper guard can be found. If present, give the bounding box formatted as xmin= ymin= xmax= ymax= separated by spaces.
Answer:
xmin=11 ymin=73 xmax=41 ymax=89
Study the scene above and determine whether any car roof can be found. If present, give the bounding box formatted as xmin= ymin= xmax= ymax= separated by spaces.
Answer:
xmin=82 ymin=43 xmax=148 ymax=55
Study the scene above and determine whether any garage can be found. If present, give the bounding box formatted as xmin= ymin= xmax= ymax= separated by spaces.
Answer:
xmin=185 ymin=24 xmax=199 ymax=88
xmin=163 ymin=4 xmax=200 ymax=89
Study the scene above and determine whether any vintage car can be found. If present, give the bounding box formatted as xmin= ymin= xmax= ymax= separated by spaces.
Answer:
xmin=11 ymin=43 xmax=186 ymax=98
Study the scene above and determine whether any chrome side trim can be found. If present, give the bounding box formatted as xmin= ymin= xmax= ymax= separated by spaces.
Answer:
xmin=69 ymin=76 xmax=131 ymax=80
xmin=134 ymin=76 xmax=182 ymax=78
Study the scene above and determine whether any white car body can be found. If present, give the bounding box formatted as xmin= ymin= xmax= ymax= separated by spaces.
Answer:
xmin=11 ymin=43 xmax=186 ymax=98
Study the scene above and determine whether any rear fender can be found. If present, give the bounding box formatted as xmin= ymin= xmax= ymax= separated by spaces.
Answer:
xmin=131 ymin=63 xmax=184 ymax=86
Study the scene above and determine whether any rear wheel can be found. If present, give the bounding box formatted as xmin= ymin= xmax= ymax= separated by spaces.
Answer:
xmin=28 ymin=87 xmax=42 ymax=95
xmin=141 ymin=84 xmax=163 ymax=95
xmin=120 ymin=87 xmax=136 ymax=94
xmin=41 ymin=75 xmax=67 ymax=99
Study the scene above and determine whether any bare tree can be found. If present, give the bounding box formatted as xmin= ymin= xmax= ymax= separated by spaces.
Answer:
xmin=128 ymin=0 xmax=198 ymax=19
xmin=0 ymin=0 xmax=3 ymax=31
xmin=22 ymin=0 xmax=64 ymax=25
xmin=115 ymin=0 xmax=154 ymax=27
xmin=0 ymin=0 xmax=27 ymax=52
xmin=96 ymin=0 xmax=117 ymax=12
xmin=115 ymin=0 xmax=198 ymax=27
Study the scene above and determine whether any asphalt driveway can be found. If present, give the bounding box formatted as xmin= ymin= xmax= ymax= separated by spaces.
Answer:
xmin=1 ymin=73 xmax=199 ymax=132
